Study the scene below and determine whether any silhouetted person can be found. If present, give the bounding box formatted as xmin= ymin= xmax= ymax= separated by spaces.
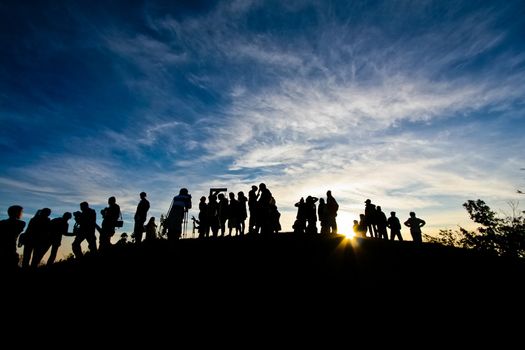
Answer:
xmin=116 ymin=232 xmax=128 ymax=246
xmin=248 ymin=185 xmax=258 ymax=234
xmin=145 ymin=217 xmax=157 ymax=241
xmin=293 ymin=197 xmax=306 ymax=234
xmin=364 ymin=199 xmax=377 ymax=238
xmin=166 ymin=188 xmax=192 ymax=241
xmin=0 ymin=205 xmax=25 ymax=271
xmin=352 ymin=220 xmax=360 ymax=237
xmin=22 ymin=208 xmax=51 ymax=268
xmin=305 ymin=196 xmax=318 ymax=234
xmin=270 ymin=203 xmax=281 ymax=234
xmin=228 ymin=192 xmax=240 ymax=236
xmin=326 ymin=191 xmax=339 ymax=234
xmin=318 ymin=198 xmax=330 ymax=235
xmin=100 ymin=196 xmax=121 ymax=250
xmin=237 ymin=191 xmax=248 ymax=236
xmin=133 ymin=192 xmax=150 ymax=244
xmin=218 ymin=193 xmax=229 ymax=236
xmin=387 ymin=211 xmax=403 ymax=241
xmin=257 ymin=183 xmax=273 ymax=235
xmin=207 ymin=194 xmax=219 ymax=237
xmin=72 ymin=202 xmax=97 ymax=258
xmin=198 ymin=196 xmax=209 ymax=238
xmin=404 ymin=212 xmax=425 ymax=243
xmin=376 ymin=206 xmax=388 ymax=240
xmin=45 ymin=212 xmax=72 ymax=265
xmin=358 ymin=214 xmax=367 ymax=238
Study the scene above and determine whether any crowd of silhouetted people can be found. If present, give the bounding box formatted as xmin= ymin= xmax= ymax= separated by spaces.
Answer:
xmin=351 ymin=199 xmax=426 ymax=242
xmin=293 ymin=191 xmax=339 ymax=235
xmin=192 ymin=183 xmax=281 ymax=239
xmin=0 ymin=183 xmax=427 ymax=271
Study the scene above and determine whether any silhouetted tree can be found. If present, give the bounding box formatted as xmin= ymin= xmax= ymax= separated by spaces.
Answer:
xmin=426 ymin=199 xmax=525 ymax=257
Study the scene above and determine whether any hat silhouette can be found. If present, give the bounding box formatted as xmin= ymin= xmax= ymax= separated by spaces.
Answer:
xmin=365 ymin=199 xmax=371 ymax=203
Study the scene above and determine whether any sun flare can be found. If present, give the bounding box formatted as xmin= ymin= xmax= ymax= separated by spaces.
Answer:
xmin=340 ymin=230 xmax=356 ymax=239
xmin=336 ymin=215 xmax=357 ymax=239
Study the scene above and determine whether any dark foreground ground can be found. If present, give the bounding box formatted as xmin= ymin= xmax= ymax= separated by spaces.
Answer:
xmin=10 ymin=234 xmax=525 ymax=296
xmin=6 ymin=234 xmax=525 ymax=334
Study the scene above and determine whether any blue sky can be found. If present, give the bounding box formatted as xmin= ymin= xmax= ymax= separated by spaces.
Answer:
xmin=1 ymin=0 xmax=525 ymax=257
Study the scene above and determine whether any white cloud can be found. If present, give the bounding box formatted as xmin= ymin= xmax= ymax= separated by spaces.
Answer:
xmin=125 ymin=3 xmax=525 ymax=238
xmin=8 ymin=1 xmax=525 ymax=242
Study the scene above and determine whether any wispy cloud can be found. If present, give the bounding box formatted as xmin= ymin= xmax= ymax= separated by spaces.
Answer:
xmin=1 ymin=0 xmax=525 ymax=252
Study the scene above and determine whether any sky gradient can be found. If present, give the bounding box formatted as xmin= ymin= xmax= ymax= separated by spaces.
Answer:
xmin=1 ymin=0 xmax=525 ymax=258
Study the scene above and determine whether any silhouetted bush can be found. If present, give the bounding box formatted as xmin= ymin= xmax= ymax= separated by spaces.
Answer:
xmin=426 ymin=199 xmax=525 ymax=257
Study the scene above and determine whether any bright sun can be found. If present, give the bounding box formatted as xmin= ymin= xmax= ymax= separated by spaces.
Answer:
xmin=340 ymin=230 xmax=356 ymax=239
xmin=336 ymin=214 xmax=357 ymax=239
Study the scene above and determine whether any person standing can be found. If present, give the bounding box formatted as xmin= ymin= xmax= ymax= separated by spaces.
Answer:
xmin=237 ymin=191 xmax=248 ymax=236
xmin=387 ymin=212 xmax=403 ymax=241
xmin=364 ymin=199 xmax=377 ymax=238
xmin=248 ymin=185 xmax=258 ymax=234
xmin=326 ymin=191 xmax=339 ymax=234
xmin=376 ymin=206 xmax=388 ymax=240
xmin=228 ymin=192 xmax=240 ymax=236
xmin=45 ymin=212 xmax=72 ymax=265
xmin=133 ymin=192 xmax=150 ymax=244
xmin=72 ymin=202 xmax=97 ymax=258
xmin=166 ymin=188 xmax=192 ymax=241
xmin=404 ymin=212 xmax=426 ymax=243
xmin=318 ymin=198 xmax=329 ymax=235
xmin=145 ymin=217 xmax=157 ymax=241
xmin=0 ymin=205 xmax=26 ymax=271
xmin=100 ymin=197 xmax=121 ymax=250
xmin=22 ymin=208 xmax=51 ymax=268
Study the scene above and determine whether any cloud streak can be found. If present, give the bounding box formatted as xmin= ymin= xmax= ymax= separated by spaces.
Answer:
xmin=1 ymin=0 xmax=525 ymax=262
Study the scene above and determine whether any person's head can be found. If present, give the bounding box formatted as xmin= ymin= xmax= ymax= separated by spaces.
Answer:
xmin=353 ymin=220 xmax=358 ymax=225
xmin=359 ymin=213 xmax=365 ymax=219
xmin=63 ymin=212 xmax=72 ymax=220
xmin=148 ymin=217 xmax=155 ymax=223
xmin=365 ymin=199 xmax=371 ymax=204
xmin=7 ymin=205 xmax=23 ymax=219
xmin=251 ymin=185 xmax=257 ymax=191
xmin=238 ymin=191 xmax=244 ymax=198
xmin=108 ymin=196 xmax=116 ymax=205
xmin=390 ymin=211 xmax=396 ymax=217
xmin=218 ymin=193 xmax=225 ymax=200
xmin=40 ymin=208 xmax=51 ymax=217
xmin=140 ymin=192 xmax=147 ymax=199
xmin=80 ymin=202 xmax=89 ymax=211
xmin=410 ymin=211 xmax=415 ymax=218
xmin=229 ymin=192 xmax=235 ymax=200
xmin=259 ymin=183 xmax=266 ymax=190
xmin=377 ymin=206 xmax=382 ymax=211
xmin=200 ymin=196 xmax=206 ymax=203
xmin=209 ymin=194 xmax=216 ymax=202
xmin=319 ymin=198 xmax=325 ymax=204
xmin=180 ymin=188 xmax=188 ymax=195
xmin=327 ymin=190 xmax=332 ymax=197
